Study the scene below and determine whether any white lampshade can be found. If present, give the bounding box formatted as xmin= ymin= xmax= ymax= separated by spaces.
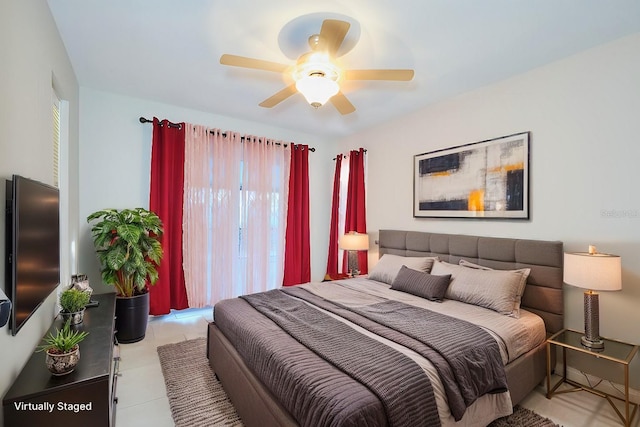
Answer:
xmin=295 ymin=75 xmax=339 ymax=108
xmin=564 ymin=251 xmax=622 ymax=291
xmin=338 ymin=232 xmax=369 ymax=251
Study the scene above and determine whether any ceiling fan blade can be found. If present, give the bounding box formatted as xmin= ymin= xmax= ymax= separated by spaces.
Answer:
xmin=318 ymin=19 xmax=350 ymax=55
xmin=220 ymin=54 xmax=289 ymax=73
xmin=259 ymin=84 xmax=298 ymax=108
xmin=345 ymin=69 xmax=415 ymax=81
xmin=330 ymin=92 xmax=356 ymax=115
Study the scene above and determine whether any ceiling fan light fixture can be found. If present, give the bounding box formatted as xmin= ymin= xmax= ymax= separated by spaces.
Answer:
xmin=295 ymin=74 xmax=340 ymax=108
xmin=220 ymin=18 xmax=413 ymax=114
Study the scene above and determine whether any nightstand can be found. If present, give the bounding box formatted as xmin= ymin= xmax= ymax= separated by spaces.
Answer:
xmin=322 ymin=273 xmax=365 ymax=281
xmin=546 ymin=328 xmax=639 ymax=426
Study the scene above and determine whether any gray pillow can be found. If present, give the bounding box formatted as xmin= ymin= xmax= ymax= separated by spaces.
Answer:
xmin=368 ymin=254 xmax=437 ymax=285
xmin=390 ymin=266 xmax=451 ymax=302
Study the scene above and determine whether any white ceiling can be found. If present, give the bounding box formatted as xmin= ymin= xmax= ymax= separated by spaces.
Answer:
xmin=47 ymin=0 xmax=640 ymax=137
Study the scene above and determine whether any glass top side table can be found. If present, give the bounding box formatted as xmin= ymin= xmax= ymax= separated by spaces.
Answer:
xmin=546 ymin=328 xmax=639 ymax=426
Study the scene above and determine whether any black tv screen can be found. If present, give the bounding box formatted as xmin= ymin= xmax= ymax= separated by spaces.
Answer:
xmin=5 ymin=175 xmax=60 ymax=335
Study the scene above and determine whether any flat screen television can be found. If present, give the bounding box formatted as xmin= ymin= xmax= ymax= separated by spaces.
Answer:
xmin=5 ymin=175 xmax=60 ymax=335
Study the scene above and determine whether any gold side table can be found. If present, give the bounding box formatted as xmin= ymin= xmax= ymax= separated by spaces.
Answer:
xmin=546 ymin=328 xmax=639 ymax=426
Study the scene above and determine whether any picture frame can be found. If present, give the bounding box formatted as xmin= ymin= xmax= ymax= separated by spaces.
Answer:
xmin=413 ymin=132 xmax=530 ymax=219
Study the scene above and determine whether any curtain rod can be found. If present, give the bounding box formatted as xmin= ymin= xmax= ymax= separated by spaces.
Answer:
xmin=333 ymin=149 xmax=367 ymax=161
xmin=139 ymin=117 xmax=315 ymax=152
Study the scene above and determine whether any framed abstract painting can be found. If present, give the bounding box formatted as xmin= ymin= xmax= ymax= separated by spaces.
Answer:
xmin=413 ymin=132 xmax=530 ymax=219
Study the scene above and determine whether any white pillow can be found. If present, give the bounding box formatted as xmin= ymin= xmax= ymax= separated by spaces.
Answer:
xmin=458 ymin=259 xmax=531 ymax=317
xmin=430 ymin=260 xmax=530 ymax=317
xmin=458 ymin=259 xmax=492 ymax=270
xmin=368 ymin=254 xmax=437 ymax=285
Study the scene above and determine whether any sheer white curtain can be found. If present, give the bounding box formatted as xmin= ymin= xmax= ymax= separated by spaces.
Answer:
xmin=239 ymin=136 xmax=291 ymax=295
xmin=183 ymin=126 xmax=291 ymax=307
xmin=333 ymin=152 xmax=368 ymax=273
xmin=337 ymin=155 xmax=349 ymax=272
xmin=183 ymin=125 xmax=241 ymax=306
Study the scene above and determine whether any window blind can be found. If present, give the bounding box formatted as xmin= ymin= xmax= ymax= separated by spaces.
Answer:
xmin=53 ymin=93 xmax=60 ymax=188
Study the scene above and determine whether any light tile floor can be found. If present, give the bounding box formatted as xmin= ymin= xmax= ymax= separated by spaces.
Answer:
xmin=115 ymin=308 xmax=212 ymax=427
xmin=115 ymin=308 xmax=638 ymax=427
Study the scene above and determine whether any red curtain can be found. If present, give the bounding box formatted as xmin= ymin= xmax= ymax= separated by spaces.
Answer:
xmin=282 ymin=144 xmax=311 ymax=286
xmin=342 ymin=148 xmax=368 ymax=274
xmin=149 ymin=118 xmax=189 ymax=314
xmin=325 ymin=154 xmax=343 ymax=278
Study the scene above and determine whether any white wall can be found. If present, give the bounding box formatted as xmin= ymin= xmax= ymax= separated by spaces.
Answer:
xmin=340 ymin=32 xmax=640 ymax=385
xmin=78 ymin=88 xmax=338 ymax=294
xmin=0 ymin=1 xmax=80 ymax=424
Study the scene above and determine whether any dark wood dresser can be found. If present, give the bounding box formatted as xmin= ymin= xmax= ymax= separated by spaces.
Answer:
xmin=3 ymin=293 xmax=119 ymax=427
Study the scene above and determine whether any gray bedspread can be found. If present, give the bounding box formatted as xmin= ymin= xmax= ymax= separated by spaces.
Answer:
xmin=280 ymin=286 xmax=507 ymax=420
xmin=215 ymin=297 xmax=391 ymax=427
xmin=242 ymin=289 xmax=440 ymax=427
xmin=223 ymin=284 xmax=508 ymax=426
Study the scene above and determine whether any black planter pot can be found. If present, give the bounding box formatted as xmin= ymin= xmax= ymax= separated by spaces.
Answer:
xmin=115 ymin=292 xmax=149 ymax=344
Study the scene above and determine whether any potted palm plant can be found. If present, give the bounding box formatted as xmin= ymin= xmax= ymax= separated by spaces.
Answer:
xmin=59 ymin=288 xmax=91 ymax=325
xmin=87 ymin=208 xmax=163 ymax=343
xmin=37 ymin=320 xmax=89 ymax=376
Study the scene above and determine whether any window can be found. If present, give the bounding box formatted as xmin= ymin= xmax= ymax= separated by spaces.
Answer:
xmin=52 ymin=92 xmax=61 ymax=188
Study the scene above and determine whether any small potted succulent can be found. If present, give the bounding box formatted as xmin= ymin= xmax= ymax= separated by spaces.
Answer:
xmin=59 ymin=288 xmax=91 ymax=325
xmin=37 ymin=320 xmax=89 ymax=376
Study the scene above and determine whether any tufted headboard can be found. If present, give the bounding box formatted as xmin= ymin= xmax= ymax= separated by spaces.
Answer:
xmin=378 ymin=230 xmax=564 ymax=334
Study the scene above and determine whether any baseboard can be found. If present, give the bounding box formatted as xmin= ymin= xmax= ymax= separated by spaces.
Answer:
xmin=554 ymin=362 xmax=640 ymax=403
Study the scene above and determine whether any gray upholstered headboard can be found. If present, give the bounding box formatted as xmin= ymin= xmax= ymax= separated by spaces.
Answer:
xmin=378 ymin=230 xmax=564 ymax=334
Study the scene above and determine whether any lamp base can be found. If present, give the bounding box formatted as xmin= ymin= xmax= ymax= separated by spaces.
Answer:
xmin=581 ymin=335 xmax=604 ymax=351
xmin=582 ymin=290 xmax=605 ymax=352
xmin=347 ymin=250 xmax=360 ymax=277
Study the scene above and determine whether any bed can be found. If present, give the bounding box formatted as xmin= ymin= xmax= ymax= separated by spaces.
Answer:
xmin=207 ymin=230 xmax=564 ymax=426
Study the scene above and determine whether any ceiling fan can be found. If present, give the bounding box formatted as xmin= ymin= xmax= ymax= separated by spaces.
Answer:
xmin=220 ymin=19 xmax=414 ymax=115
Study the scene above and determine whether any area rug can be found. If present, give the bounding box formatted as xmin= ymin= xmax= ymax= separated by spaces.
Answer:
xmin=488 ymin=405 xmax=560 ymax=427
xmin=157 ymin=338 xmax=242 ymax=426
xmin=158 ymin=338 xmax=560 ymax=427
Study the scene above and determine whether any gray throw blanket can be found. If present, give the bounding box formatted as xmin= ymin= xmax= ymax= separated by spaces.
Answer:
xmin=282 ymin=286 xmax=508 ymax=420
xmin=241 ymin=289 xmax=440 ymax=427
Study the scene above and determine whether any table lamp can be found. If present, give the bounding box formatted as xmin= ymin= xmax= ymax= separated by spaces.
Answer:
xmin=338 ymin=231 xmax=369 ymax=276
xmin=563 ymin=245 xmax=621 ymax=351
